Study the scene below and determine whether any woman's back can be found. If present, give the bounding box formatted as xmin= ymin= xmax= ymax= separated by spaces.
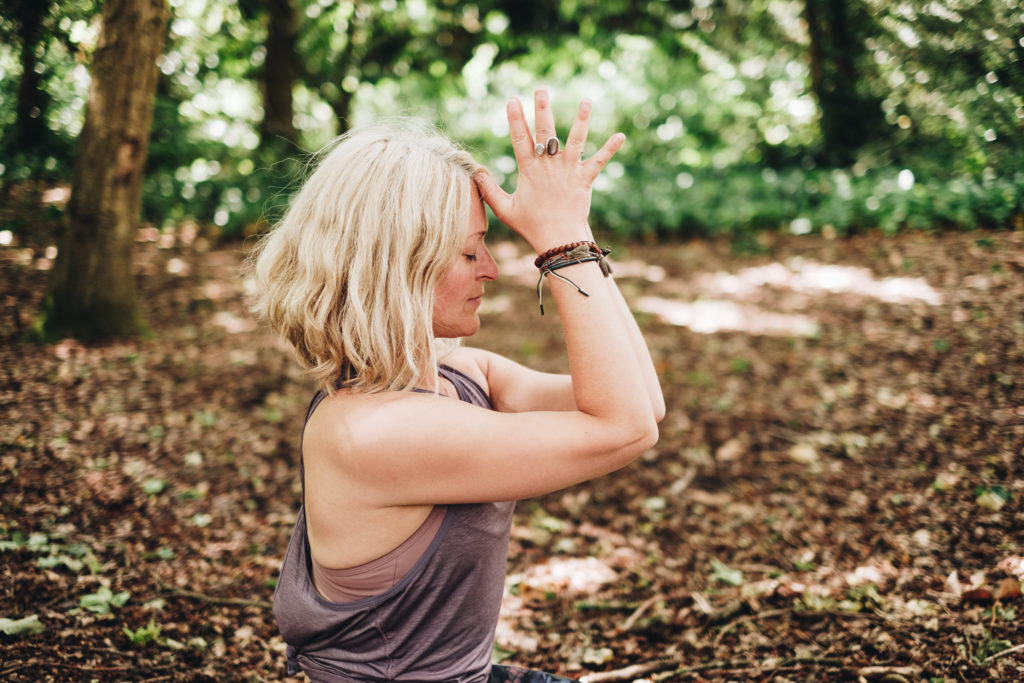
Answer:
xmin=274 ymin=366 xmax=515 ymax=682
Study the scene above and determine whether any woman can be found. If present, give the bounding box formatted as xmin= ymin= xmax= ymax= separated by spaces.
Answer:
xmin=250 ymin=89 xmax=664 ymax=682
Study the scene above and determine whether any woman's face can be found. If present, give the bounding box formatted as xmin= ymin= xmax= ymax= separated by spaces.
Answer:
xmin=432 ymin=194 xmax=498 ymax=338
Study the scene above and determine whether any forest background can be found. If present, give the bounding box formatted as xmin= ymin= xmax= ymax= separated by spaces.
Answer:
xmin=2 ymin=1 xmax=1024 ymax=681
xmin=3 ymin=0 xmax=1023 ymax=246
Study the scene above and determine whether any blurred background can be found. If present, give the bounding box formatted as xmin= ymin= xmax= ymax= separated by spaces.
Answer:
xmin=2 ymin=0 xmax=1022 ymax=245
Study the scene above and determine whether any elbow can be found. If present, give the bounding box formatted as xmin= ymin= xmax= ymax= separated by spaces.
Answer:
xmin=625 ymin=416 xmax=660 ymax=456
xmin=640 ymin=418 xmax=660 ymax=451
xmin=652 ymin=398 xmax=666 ymax=424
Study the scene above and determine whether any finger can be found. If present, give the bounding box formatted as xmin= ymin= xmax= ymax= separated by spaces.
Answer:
xmin=582 ymin=132 xmax=625 ymax=185
xmin=505 ymin=97 xmax=536 ymax=164
xmin=563 ymin=98 xmax=592 ymax=162
xmin=474 ymin=172 xmax=512 ymax=223
xmin=533 ymin=87 xmax=556 ymax=148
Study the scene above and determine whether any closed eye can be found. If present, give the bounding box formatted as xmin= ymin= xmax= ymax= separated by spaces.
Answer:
xmin=464 ymin=253 xmax=478 ymax=262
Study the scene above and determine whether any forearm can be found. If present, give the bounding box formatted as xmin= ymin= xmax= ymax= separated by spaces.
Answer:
xmin=580 ymin=224 xmax=663 ymax=420
xmin=605 ymin=275 xmax=665 ymax=421
xmin=546 ymin=260 xmax=657 ymax=438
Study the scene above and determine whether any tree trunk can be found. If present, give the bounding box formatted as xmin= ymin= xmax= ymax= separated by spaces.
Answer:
xmin=260 ymin=0 xmax=298 ymax=148
xmin=12 ymin=0 xmax=52 ymax=152
xmin=804 ymin=0 xmax=884 ymax=166
xmin=40 ymin=0 xmax=169 ymax=341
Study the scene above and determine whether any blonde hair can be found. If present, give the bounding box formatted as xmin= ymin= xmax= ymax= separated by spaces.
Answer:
xmin=248 ymin=121 xmax=485 ymax=394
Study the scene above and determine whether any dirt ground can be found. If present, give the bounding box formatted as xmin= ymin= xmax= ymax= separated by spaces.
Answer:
xmin=1 ymin=224 xmax=1022 ymax=682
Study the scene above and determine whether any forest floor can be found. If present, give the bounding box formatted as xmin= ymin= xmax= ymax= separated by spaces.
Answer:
xmin=1 ymin=220 xmax=1023 ymax=682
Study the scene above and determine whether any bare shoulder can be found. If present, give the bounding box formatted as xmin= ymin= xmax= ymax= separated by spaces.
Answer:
xmin=441 ymin=346 xmax=492 ymax=392
xmin=303 ymin=387 xmax=425 ymax=459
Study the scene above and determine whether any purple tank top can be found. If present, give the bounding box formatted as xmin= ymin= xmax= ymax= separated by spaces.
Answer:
xmin=273 ymin=365 xmax=515 ymax=682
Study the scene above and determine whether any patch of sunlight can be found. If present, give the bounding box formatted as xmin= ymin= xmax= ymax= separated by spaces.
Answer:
xmin=698 ymin=257 xmax=943 ymax=305
xmin=212 ymin=311 xmax=255 ymax=334
xmin=508 ymin=556 xmax=619 ymax=596
xmin=635 ymin=297 xmax=820 ymax=337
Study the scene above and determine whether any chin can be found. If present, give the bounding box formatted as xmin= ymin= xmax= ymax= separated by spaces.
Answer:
xmin=434 ymin=318 xmax=480 ymax=339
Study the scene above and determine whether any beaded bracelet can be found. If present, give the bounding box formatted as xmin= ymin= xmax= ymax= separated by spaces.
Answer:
xmin=533 ymin=240 xmax=610 ymax=269
xmin=535 ymin=243 xmax=613 ymax=314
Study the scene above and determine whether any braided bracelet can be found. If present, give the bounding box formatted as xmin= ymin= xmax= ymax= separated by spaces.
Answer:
xmin=535 ymin=244 xmax=613 ymax=314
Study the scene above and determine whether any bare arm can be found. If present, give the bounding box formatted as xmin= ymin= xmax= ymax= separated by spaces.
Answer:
xmin=309 ymin=90 xmax=660 ymax=507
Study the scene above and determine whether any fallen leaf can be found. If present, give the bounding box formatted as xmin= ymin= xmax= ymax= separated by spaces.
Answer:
xmin=0 ymin=615 xmax=46 ymax=636
xmin=788 ymin=443 xmax=818 ymax=464
xmin=582 ymin=646 xmax=614 ymax=665
xmin=995 ymin=577 xmax=1022 ymax=600
xmin=710 ymin=558 xmax=744 ymax=586
xmin=716 ymin=438 xmax=745 ymax=462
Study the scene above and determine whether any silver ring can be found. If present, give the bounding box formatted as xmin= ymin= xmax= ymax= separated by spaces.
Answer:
xmin=534 ymin=142 xmax=546 ymax=156
xmin=545 ymin=137 xmax=559 ymax=156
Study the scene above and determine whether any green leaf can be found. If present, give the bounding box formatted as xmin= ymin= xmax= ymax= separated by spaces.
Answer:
xmin=37 ymin=554 xmax=85 ymax=572
xmin=142 ymin=478 xmax=168 ymax=496
xmin=0 ymin=615 xmax=46 ymax=636
xmin=710 ymin=558 xmax=744 ymax=586
xmin=123 ymin=619 xmax=162 ymax=645
xmin=80 ymin=586 xmax=131 ymax=614
xmin=976 ymin=485 xmax=1011 ymax=511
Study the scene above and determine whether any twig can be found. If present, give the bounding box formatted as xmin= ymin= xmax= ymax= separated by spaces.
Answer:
xmin=579 ymin=654 xmax=686 ymax=683
xmin=713 ymin=607 xmax=886 ymax=648
xmin=583 ymin=656 xmax=852 ymax=683
xmin=984 ymin=641 xmax=1024 ymax=664
xmin=152 ymin=575 xmax=272 ymax=609
xmin=856 ymin=665 xmax=919 ymax=679
xmin=620 ymin=594 xmax=662 ymax=632
xmin=712 ymin=608 xmax=789 ymax=647
xmin=657 ymin=656 xmax=847 ymax=680
xmin=769 ymin=429 xmax=802 ymax=444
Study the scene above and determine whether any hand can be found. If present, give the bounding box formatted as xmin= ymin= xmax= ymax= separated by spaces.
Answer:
xmin=475 ymin=88 xmax=625 ymax=254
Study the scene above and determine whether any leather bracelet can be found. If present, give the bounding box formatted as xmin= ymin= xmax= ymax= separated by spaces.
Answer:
xmin=534 ymin=241 xmax=608 ymax=268
xmin=537 ymin=243 xmax=612 ymax=277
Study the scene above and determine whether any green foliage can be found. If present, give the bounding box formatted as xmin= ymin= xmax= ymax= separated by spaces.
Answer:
xmin=0 ymin=614 xmax=46 ymax=636
xmin=709 ymin=557 xmax=744 ymax=586
xmin=3 ymin=0 xmax=1022 ymax=238
xmin=0 ymin=0 xmax=97 ymax=183
xmin=123 ymin=619 xmax=162 ymax=646
xmin=79 ymin=585 xmax=130 ymax=615
xmin=1 ymin=529 xmax=103 ymax=574
xmin=971 ymin=629 xmax=1012 ymax=665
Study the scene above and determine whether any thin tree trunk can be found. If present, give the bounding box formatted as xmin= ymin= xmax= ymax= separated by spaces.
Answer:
xmin=13 ymin=0 xmax=51 ymax=151
xmin=804 ymin=0 xmax=883 ymax=166
xmin=260 ymin=0 xmax=298 ymax=147
xmin=41 ymin=0 xmax=169 ymax=341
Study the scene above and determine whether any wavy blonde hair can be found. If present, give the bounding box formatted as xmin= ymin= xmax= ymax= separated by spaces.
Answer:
xmin=248 ymin=121 xmax=485 ymax=394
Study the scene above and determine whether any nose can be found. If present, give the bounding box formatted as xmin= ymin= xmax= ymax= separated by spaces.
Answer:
xmin=478 ymin=245 xmax=499 ymax=281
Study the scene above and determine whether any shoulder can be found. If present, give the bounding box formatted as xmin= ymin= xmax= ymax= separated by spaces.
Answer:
xmin=440 ymin=346 xmax=492 ymax=394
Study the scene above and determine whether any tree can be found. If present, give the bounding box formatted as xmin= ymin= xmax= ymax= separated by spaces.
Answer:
xmin=0 ymin=0 xmax=52 ymax=157
xmin=0 ymin=0 xmax=96 ymax=189
xmin=252 ymin=0 xmax=299 ymax=149
xmin=804 ymin=0 xmax=885 ymax=166
xmin=39 ymin=0 xmax=169 ymax=341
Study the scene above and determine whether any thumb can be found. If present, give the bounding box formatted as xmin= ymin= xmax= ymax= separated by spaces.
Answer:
xmin=474 ymin=172 xmax=511 ymax=222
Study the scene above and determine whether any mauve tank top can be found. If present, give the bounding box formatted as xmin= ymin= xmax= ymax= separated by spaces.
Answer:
xmin=273 ymin=365 xmax=515 ymax=682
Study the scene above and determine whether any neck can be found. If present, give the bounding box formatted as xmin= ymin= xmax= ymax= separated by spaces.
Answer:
xmin=417 ymin=364 xmax=452 ymax=397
